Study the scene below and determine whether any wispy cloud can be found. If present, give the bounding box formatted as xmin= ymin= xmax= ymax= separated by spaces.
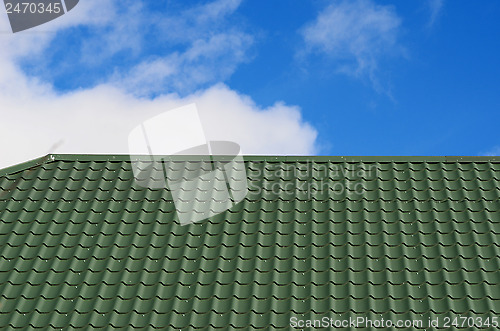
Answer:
xmin=7 ymin=0 xmax=254 ymax=96
xmin=427 ymin=0 xmax=444 ymax=27
xmin=482 ymin=146 xmax=500 ymax=156
xmin=121 ymin=0 xmax=253 ymax=96
xmin=114 ymin=31 xmax=253 ymax=96
xmin=154 ymin=0 xmax=243 ymax=42
xmin=0 ymin=0 xmax=318 ymax=169
xmin=299 ymin=0 xmax=402 ymax=91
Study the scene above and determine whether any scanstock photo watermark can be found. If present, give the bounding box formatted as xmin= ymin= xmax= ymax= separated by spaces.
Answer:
xmin=246 ymin=160 xmax=378 ymax=200
xmin=128 ymin=104 xmax=249 ymax=226
xmin=128 ymin=104 xmax=379 ymax=225
xmin=3 ymin=0 xmax=79 ymax=33
xmin=290 ymin=315 xmax=500 ymax=329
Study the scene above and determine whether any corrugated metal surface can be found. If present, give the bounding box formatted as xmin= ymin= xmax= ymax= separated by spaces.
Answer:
xmin=0 ymin=155 xmax=499 ymax=329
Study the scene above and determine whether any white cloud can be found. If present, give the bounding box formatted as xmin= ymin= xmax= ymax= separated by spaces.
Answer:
xmin=0 ymin=79 xmax=317 ymax=169
xmin=0 ymin=0 xmax=317 ymax=169
xmin=114 ymin=0 xmax=253 ymax=96
xmin=153 ymin=0 xmax=242 ymax=43
xmin=427 ymin=0 xmax=444 ymax=27
xmin=78 ymin=1 xmax=147 ymax=63
xmin=300 ymin=0 xmax=402 ymax=87
xmin=115 ymin=32 xmax=253 ymax=96
xmin=482 ymin=146 xmax=500 ymax=157
xmin=190 ymin=0 xmax=242 ymax=23
xmin=5 ymin=0 xmax=254 ymax=96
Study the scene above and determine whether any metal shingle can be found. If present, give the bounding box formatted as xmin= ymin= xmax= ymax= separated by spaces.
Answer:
xmin=0 ymin=155 xmax=499 ymax=329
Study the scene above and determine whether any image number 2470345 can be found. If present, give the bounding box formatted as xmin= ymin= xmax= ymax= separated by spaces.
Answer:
xmin=3 ymin=0 xmax=79 ymax=33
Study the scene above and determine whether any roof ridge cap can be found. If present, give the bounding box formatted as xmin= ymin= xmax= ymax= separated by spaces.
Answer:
xmin=50 ymin=154 xmax=500 ymax=162
xmin=1 ymin=154 xmax=500 ymax=176
xmin=0 ymin=154 xmax=55 ymax=177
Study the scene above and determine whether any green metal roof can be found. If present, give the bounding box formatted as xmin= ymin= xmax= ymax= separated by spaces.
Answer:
xmin=0 ymin=154 xmax=499 ymax=329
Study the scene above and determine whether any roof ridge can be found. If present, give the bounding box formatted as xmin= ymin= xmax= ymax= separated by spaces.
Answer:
xmin=0 ymin=154 xmax=55 ymax=178
xmin=40 ymin=153 xmax=500 ymax=162
xmin=1 ymin=154 xmax=500 ymax=177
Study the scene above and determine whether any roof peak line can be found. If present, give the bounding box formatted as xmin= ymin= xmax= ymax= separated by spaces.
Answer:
xmin=1 ymin=154 xmax=499 ymax=177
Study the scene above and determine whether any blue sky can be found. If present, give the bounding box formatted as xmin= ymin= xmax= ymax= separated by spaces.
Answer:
xmin=1 ymin=0 xmax=500 ymax=167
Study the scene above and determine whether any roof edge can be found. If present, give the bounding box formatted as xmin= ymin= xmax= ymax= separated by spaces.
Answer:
xmin=0 ymin=154 xmax=56 ymax=177
xmin=1 ymin=154 xmax=500 ymax=176
xmin=49 ymin=154 xmax=500 ymax=162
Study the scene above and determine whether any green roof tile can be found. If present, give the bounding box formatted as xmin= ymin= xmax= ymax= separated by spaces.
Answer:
xmin=0 ymin=154 xmax=499 ymax=329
